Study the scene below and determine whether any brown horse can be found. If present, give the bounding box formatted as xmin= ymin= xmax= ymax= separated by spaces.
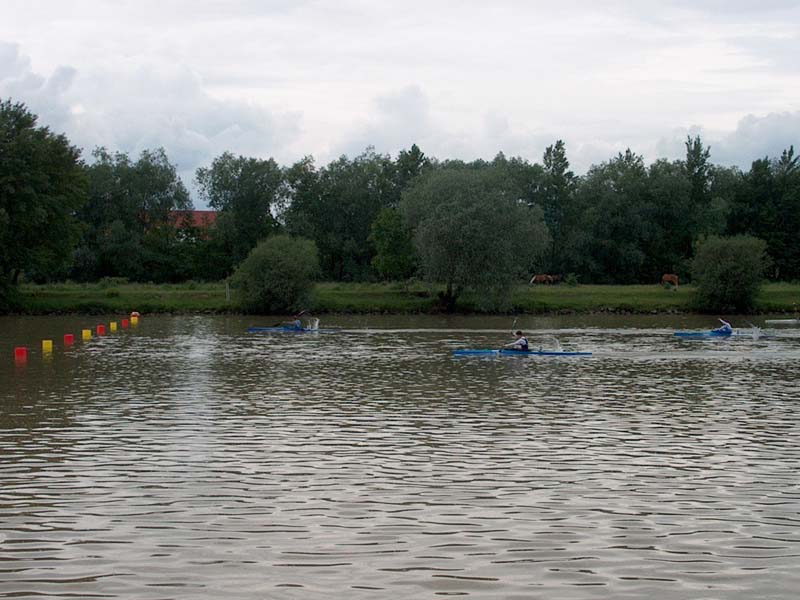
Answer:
xmin=530 ymin=274 xmax=553 ymax=284
xmin=661 ymin=273 xmax=679 ymax=289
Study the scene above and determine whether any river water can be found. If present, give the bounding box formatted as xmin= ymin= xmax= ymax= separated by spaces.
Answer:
xmin=1 ymin=314 xmax=799 ymax=599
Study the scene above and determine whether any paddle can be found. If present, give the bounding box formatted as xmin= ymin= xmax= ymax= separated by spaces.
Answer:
xmin=272 ymin=309 xmax=307 ymax=327
xmin=501 ymin=316 xmax=519 ymax=350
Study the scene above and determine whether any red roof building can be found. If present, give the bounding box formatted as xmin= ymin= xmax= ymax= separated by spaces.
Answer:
xmin=169 ymin=210 xmax=218 ymax=229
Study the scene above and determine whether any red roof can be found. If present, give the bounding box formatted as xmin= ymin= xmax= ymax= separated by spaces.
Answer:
xmin=169 ymin=210 xmax=218 ymax=228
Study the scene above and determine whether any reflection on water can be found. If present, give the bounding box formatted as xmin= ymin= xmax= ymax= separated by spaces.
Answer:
xmin=1 ymin=315 xmax=799 ymax=599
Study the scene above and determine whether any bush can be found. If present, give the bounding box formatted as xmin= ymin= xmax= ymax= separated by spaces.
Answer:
xmin=691 ymin=235 xmax=769 ymax=312
xmin=0 ymin=284 xmax=22 ymax=314
xmin=231 ymin=235 xmax=319 ymax=313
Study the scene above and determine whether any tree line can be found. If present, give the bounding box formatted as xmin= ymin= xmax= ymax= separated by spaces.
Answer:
xmin=2 ymin=98 xmax=797 ymax=309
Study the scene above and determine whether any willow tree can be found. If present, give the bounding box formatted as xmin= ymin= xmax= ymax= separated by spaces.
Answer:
xmin=400 ymin=166 xmax=550 ymax=311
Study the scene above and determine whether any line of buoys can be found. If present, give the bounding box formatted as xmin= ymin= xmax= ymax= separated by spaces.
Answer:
xmin=10 ymin=311 xmax=141 ymax=365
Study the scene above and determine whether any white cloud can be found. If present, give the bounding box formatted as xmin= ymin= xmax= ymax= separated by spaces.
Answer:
xmin=0 ymin=41 xmax=301 ymax=198
xmin=1 ymin=0 xmax=798 ymax=195
xmin=656 ymin=112 xmax=800 ymax=169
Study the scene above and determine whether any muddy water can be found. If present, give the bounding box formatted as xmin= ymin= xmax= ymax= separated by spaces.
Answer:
xmin=1 ymin=314 xmax=799 ymax=599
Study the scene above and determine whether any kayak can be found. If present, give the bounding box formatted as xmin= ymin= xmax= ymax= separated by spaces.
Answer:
xmin=674 ymin=329 xmax=732 ymax=338
xmin=453 ymin=349 xmax=592 ymax=357
xmin=247 ymin=326 xmax=336 ymax=333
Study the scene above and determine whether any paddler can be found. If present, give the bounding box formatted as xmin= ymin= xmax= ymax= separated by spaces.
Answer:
xmin=714 ymin=318 xmax=733 ymax=334
xmin=504 ymin=330 xmax=529 ymax=351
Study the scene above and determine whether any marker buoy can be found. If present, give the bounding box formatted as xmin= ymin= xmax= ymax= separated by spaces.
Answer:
xmin=14 ymin=347 xmax=27 ymax=361
xmin=121 ymin=319 xmax=129 ymax=329
xmin=82 ymin=329 xmax=92 ymax=341
xmin=97 ymin=325 xmax=106 ymax=336
xmin=64 ymin=334 xmax=75 ymax=345
xmin=110 ymin=321 xmax=118 ymax=332
xmin=42 ymin=340 xmax=53 ymax=353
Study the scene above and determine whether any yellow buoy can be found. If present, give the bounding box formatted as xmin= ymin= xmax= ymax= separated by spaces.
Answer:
xmin=42 ymin=339 xmax=53 ymax=353
xmin=82 ymin=329 xmax=92 ymax=341
xmin=110 ymin=321 xmax=118 ymax=332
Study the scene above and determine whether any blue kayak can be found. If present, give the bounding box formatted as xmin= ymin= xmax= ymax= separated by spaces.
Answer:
xmin=453 ymin=349 xmax=592 ymax=357
xmin=674 ymin=329 xmax=732 ymax=338
xmin=247 ymin=326 xmax=336 ymax=333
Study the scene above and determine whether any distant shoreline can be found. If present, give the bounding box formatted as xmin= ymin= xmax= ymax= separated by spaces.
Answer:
xmin=4 ymin=281 xmax=798 ymax=316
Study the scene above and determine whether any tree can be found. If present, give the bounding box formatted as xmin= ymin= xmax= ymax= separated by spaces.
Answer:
xmin=231 ymin=235 xmax=319 ymax=313
xmin=283 ymin=148 xmax=396 ymax=281
xmin=727 ymin=149 xmax=800 ymax=280
xmin=401 ymin=166 xmax=550 ymax=311
xmin=563 ymin=149 xmax=652 ymax=283
xmin=369 ymin=207 xmax=416 ymax=280
xmin=395 ymin=144 xmax=431 ymax=192
xmin=0 ymin=99 xmax=87 ymax=291
xmin=73 ymin=147 xmax=192 ymax=281
xmin=196 ymin=152 xmax=283 ymax=270
xmin=691 ymin=235 xmax=769 ymax=312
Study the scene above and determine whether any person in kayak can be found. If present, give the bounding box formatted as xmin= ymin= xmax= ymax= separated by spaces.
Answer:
xmin=714 ymin=318 xmax=733 ymax=334
xmin=504 ymin=330 xmax=530 ymax=351
xmin=286 ymin=318 xmax=304 ymax=330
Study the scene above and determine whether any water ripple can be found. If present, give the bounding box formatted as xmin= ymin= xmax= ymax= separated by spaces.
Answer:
xmin=1 ymin=316 xmax=799 ymax=599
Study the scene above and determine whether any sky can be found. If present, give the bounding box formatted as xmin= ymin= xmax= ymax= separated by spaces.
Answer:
xmin=2 ymin=0 xmax=799 ymax=205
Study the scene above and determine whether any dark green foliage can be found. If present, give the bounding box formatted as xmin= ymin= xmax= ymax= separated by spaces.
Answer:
xmin=283 ymin=148 xmax=399 ymax=281
xmin=231 ymin=235 xmax=319 ymax=313
xmin=369 ymin=207 xmax=416 ymax=280
xmin=73 ymin=147 xmax=191 ymax=282
xmin=564 ymin=150 xmax=651 ymax=283
xmin=401 ymin=165 xmax=550 ymax=311
xmin=691 ymin=235 xmax=769 ymax=312
xmin=727 ymin=147 xmax=800 ymax=280
xmin=196 ymin=152 xmax=283 ymax=271
xmin=0 ymin=98 xmax=88 ymax=290
xmin=7 ymin=99 xmax=800 ymax=298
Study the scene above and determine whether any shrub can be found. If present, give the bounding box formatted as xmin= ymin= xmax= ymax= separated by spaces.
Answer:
xmin=231 ymin=235 xmax=319 ymax=313
xmin=691 ymin=235 xmax=769 ymax=312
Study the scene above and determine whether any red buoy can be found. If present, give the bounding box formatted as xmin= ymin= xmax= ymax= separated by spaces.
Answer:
xmin=97 ymin=325 xmax=106 ymax=336
xmin=64 ymin=333 xmax=75 ymax=345
xmin=121 ymin=319 xmax=129 ymax=329
xmin=14 ymin=347 xmax=28 ymax=361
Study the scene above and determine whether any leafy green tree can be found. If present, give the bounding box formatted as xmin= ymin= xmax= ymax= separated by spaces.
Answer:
xmin=369 ymin=207 xmax=416 ymax=280
xmin=727 ymin=147 xmax=800 ymax=280
xmin=534 ymin=141 xmax=575 ymax=272
xmin=196 ymin=152 xmax=283 ymax=270
xmin=0 ymin=99 xmax=87 ymax=290
xmin=401 ymin=166 xmax=550 ymax=311
xmin=395 ymin=143 xmax=432 ymax=192
xmin=681 ymin=136 xmax=730 ymax=259
xmin=564 ymin=149 xmax=651 ymax=283
xmin=283 ymin=148 xmax=397 ymax=281
xmin=74 ymin=147 xmax=191 ymax=281
xmin=231 ymin=235 xmax=319 ymax=313
xmin=691 ymin=235 xmax=769 ymax=312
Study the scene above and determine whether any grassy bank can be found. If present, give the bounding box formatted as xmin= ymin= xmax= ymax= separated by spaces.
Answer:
xmin=10 ymin=281 xmax=799 ymax=315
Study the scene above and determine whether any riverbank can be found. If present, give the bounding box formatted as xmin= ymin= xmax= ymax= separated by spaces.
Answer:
xmin=7 ymin=281 xmax=799 ymax=315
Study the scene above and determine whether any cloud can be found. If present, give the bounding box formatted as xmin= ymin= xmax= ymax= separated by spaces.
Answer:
xmin=0 ymin=41 xmax=301 ymax=199
xmin=655 ymin=112 xmax=800 ymax=169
